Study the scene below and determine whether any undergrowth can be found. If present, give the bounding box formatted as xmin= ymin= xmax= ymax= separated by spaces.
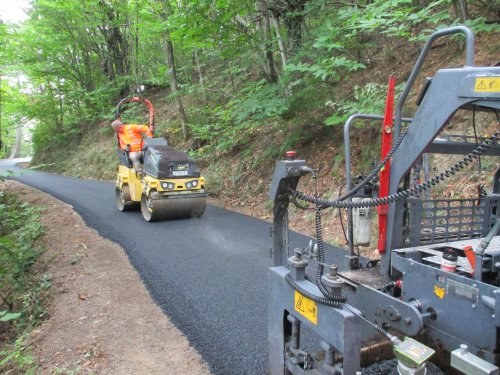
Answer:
xmin=0 ymin=190 xmax=48 ymax=374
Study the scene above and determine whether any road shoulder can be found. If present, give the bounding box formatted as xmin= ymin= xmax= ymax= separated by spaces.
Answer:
xmin=2 ymin=180 xmax=211 ymax=374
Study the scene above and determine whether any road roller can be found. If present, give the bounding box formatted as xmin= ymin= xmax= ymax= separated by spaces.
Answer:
xmin=114 ymin=97 xmax=206 ymax=221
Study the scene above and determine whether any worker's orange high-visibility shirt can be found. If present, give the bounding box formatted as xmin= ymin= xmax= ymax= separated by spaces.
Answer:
xmin=118 ymin=124 xmax=152 ymax=152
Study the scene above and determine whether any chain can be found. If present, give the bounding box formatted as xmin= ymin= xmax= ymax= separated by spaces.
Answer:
xmin=303 ymin=351 xmax=312 ymax=370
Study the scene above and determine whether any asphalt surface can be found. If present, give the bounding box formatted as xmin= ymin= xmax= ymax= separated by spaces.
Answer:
xmin=0 ymin=158 xmax=314 ymax=375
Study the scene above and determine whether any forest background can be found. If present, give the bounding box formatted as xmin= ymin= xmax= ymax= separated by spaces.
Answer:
xmin=0 ymin=0 xmax=499 ymax=207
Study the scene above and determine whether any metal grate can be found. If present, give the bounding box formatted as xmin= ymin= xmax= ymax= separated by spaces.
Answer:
xmin=404 ymin=196 xmax=498 ymax=247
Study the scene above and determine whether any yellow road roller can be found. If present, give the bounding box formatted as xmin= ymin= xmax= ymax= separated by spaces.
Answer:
xmin=114 ymin=97 xmax=206 ymax=221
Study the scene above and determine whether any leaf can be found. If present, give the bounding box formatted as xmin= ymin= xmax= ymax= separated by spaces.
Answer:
xmin=0 ymin=310 xmax=22 ymax=322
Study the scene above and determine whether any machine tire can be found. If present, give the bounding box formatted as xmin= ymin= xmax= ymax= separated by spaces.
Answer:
xmin=141 ymin=191 xmax=158 ymax=222
xmin=116 ymin=185 xmax=137 ymax=211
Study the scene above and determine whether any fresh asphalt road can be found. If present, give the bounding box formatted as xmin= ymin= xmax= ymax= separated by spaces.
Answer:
xmin=0 ymin=158 xmax=314 ymax=375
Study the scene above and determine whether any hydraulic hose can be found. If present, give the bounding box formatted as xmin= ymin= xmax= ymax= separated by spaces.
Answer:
xmin=285 ymin=273 xmax=343 ymax=308
xmin=284 ymin=170 xmax=347 ymax=308
xmin=314 ymin=200 xmax=346 ymax=301
xmin=341 ymin=303 xmax=402 ymax=344
xmin=284 ymin=129 xmax=499 ymax=311
xmin=309 ymin=171 xmax=348 ymax=302
xmin=286 ymin=272 xmax=401 ymax=343
xmin=294 ymin=131 xmax=500 ymax=210
xmin=339 ymin=130 xmax=408 ymax=201
xmin=287 ymin=271 xmax=400 ymax=343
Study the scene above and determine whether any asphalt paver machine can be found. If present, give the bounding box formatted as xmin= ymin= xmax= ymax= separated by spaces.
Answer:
xmin=268 ymin=26 xmax=500 ymax=375
xmin=114 ymin=97 xmax=206 ymax=221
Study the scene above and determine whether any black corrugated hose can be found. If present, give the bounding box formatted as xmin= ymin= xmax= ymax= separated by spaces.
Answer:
xmin=285 ymin=170 xmax=347 ymax=309
xmin=312 ymin=174 xmax=346 ymax=303
xmin=285 ymin=123 xmax=499 ymax=310
xmin=338 ymin=130 xmax=408 ymax=201
xmin=285 ymin=129 xmax=499 ymax=309
xmin=285 ymin=274 xmax=343 ymax=308
xmin=294 ymin=131 xmax=500 ymax=210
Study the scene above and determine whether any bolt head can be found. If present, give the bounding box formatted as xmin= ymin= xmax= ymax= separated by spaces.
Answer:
xmin=329 ymin=264 xmax=338 ymax=277
xmin=293 ymin=249 xmax=302 ymax=260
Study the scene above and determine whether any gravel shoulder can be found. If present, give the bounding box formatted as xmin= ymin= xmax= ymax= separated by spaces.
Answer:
xmin=2 ymin=180 xmax=211 ymax=375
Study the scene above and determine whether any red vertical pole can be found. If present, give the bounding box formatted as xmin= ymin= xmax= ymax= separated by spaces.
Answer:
xmin=377 ymin=77 xmax=396 ymax=254
xmin=143 ymin=99 xmax=155 ymax=135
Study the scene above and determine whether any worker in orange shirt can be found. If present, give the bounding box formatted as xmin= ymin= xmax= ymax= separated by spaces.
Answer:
xmin=111 ymin=115 xmax=153 ymax=174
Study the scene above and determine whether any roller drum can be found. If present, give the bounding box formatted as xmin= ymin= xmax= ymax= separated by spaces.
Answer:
xmin=141 ymin=192 xmax=206 ymax=221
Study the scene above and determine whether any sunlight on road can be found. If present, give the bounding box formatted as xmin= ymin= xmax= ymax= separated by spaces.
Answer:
xmin=0 ymin=158 xmax=33 ymax=177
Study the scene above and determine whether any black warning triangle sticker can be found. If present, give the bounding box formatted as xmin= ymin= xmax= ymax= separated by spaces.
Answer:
xmin=295 ymin=296 xmax=305 ymax=312
xmin=477 ymin=80 xmax=487 ymax=90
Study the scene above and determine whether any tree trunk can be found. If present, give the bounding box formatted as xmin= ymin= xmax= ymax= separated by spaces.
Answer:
xmin=9 ymin=123 xmax=22 ymax=159
xmin=257 ymin=0 xmax=279 ymax=83
xmin=0 ymin=75 xmax=3 ymax=153
xmin=194 ymin=47 xmax=207 ymax=101
xmin=282 ymin=1 xmax=306 ymax=56
xmin=271 ymin=13 xmax=287 ymax=67
xmin=164 ymin=38 xmax=189 ymax=140
xmin=159 ymin=0 xmax=189 ymax=141
xmin=98 ymin=1 xmax=130 ymax=83
xmin=453 ymin=0 xmax=469 ymax=21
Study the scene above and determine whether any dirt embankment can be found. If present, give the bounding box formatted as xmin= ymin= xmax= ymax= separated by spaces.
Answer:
xmin=1 ymin=180 xmax=211 ymax=375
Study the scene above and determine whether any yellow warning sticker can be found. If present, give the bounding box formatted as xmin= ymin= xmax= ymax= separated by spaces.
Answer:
xmin=294 ymin=291 xmax=317 ymax=325
xmin=474 ymin=77 xmax=500 ymax=93
xmin=434 ymin=285 xmax=445 ymax=299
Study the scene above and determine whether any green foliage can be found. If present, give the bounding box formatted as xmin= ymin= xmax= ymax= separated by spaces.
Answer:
xmin=331 ymin=153 xmax=345 ymax=176
xmin=118 ymin=100 xmax=151 ymax=126
xmin=273 ymin=131 xmax=303 ymax=159
xmin=462 ymin=18 xmax=500 ymax=34
xmin=281 ymin=81 xmax=327 ymax=119
xmin=0 ymin=191 xmax=47 ymax=374
xmin=0 ymin=334 xmax=36 ymax=374
xmin=286 ymin=58 xmax=365 ymax=81
xmin=324 ymin=83 xmax=404 ymax=126
xmin=1 ymin=0 xmax=498 ymax=179
xmin=233 ymin=80 xmax=289 ymax=123
xmin=188 ymin=78 xmax=289 ymax=156
xmin=0 ymin=192 xmax=45 ymax=313
xmin=335 ymin=0 xmax=453 ymax=41
xmin=203 ymin=161 xmax=230 ymax=196
xmin=0 ymin=310 xmax=22 ymax=322
xmin=264 ymin=200 xmax=273 ymax=210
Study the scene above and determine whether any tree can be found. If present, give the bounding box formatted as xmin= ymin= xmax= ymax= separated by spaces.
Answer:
xmin=1 ymin=0 xmax=497 ymax=160
xmin=257 ymin=0 xmax=279 ymax=83
xmin=157 ymin=0 xmax=189 ymax=140
xmin=269 ymin=0 xmax=308 ymax=57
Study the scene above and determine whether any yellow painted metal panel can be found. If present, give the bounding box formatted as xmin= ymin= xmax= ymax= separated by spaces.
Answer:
xmin=474 ymin=77 xmax=500 ymax=93
xmin=294 ymin=290 xmax=318 ymax=325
